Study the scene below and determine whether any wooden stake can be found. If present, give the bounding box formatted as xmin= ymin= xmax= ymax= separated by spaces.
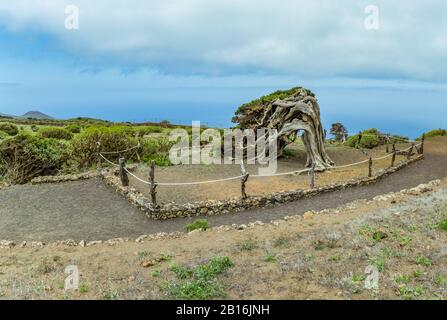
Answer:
xmin=368 ymin=156 xmax=373 ymax=177
xmin=357 ymin=131 xmax=362 ymax=149
xmin=420 ymin=134 xmax=425 ymax=155
xmin=407 ymin=143 xmax=414 ymax=160
xmin=391 ymin=144 xmax=396 ymax=167
xmin=385 ymin=135 xmax=390 ymax=153
xmin=149 ymin=160 xmax=158 ymax=206
xmin=119 ymin=157 xmax=129 ymax=187
xmin=240 ymin=161 xmax=249 ymax=199
xmin=96 ymin=141 xmax=102 ymax=170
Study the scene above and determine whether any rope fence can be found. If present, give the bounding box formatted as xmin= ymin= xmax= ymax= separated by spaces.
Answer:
xmin=97 ymin=133 xmax=425 ymax=207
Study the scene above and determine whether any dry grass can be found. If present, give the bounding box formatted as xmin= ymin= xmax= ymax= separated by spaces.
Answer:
xmin=0 ymin=179 xmax=446 ymax=300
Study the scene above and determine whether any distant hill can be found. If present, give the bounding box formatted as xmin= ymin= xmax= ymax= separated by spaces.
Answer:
xmin=20 ymin=111 xmax=53 ymax=120
xmin=0 ymin=112 xmax=14 ymax=118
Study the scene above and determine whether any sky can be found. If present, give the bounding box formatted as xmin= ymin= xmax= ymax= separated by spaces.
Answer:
xmin=0 ymin=0 xmax=446 ymax=137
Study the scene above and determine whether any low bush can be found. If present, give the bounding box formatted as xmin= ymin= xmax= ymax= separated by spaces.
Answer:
xmin=72 ymin=126 xmax=138 ymax=168
xmin=65 ymin=124 xmax=82 ymax=134
xmin=345 ymin=128 xmax=408 ymax=149
xmin=141 ymin=137 xmax=174 ymax=166
xmin=135 ymin=126 xmax=163 ymax=136
xmin=0 ymin=133 xmax=70 ymax=184
xmin=0 ymin=131 xmax=9 ymax=141
xmin=420 ymin=129 xmax=447 ymax=140
xmin=39 ymin=127 xmax=74 ymax=140
xmin=185 ymin=219 xmax=210 ymax=232
xmin=0 ymin=123 xmax=19 ymax=136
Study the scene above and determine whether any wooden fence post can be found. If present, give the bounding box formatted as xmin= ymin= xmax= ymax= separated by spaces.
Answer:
xmin=96 ymin=142 xmax=102 ymax=170
xmin=385 ymin=135 xmax=390 ymax=153
xmin=368 ymin=156 xmax=373 ymax=177
xmin=309 ymin=164 xmax=316 ymax=189
xmin=407 ymin=143 xmax=414 ymax=160
xmin=149 ymin=160 xmax=158 ymax=206
xmin=391 ymin=144 xmax=396 ymax=167
xmin=420 ymin=134 xmax=425 ymax=155
xmin=119 ymin=157 xmax=129 ymax=187
xmin=240 ymin=161 xmax=249 ymax=199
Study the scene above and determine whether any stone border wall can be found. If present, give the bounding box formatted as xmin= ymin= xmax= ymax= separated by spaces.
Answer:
xmin=101 ymin=155 xmax=424 ymax=220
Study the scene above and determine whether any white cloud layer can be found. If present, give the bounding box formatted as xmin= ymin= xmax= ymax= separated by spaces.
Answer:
xmin=0 ymin=0 xmax=447 ymax=80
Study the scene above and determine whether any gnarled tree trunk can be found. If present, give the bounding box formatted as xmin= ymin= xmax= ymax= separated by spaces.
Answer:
xmin=233 ymin=87 xmax=334 ymax=170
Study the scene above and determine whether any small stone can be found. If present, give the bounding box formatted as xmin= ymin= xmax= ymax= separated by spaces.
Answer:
xmin=87 ymin=240 xmax=103 ymax=247
xmin=20 ymin=241 xmax=27 ymax=248
xmin=30 ymin=241 xmax=45 ymax=248
xmin=142 ymin=260 xmax=154 ymax=268
xmin=237 ymin=224 xmax=247 ymax=230
xmin=79 ymin=240 xmax=86 ymax=247
xmin=0 ymin=240 xmax=15 ymax=248
xmin=136 ymin=235 xmax=148 ymax=243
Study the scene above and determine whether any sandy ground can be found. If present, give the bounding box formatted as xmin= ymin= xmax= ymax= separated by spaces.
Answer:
xmin=0 ymin=178 xmax=446 ymax=300
xmin=130 ymin=143 xmax=411 ymax=204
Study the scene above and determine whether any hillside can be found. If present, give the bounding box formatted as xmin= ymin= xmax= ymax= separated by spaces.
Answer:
xmin=21 ymin=111 xmax=53 ymax=120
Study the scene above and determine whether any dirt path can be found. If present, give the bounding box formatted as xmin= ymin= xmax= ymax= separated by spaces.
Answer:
xmin=1 ymin=137 xmax=446 ymax=242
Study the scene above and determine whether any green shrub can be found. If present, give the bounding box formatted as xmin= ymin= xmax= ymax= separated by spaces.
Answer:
xmin=438 ymin=219 xmax=447 ymax=231
xmin=135 ymin=126 xmax=163 ymax=136
xmin=420 ymin=129 xmax=447 ymax=140
xmin=39 ymin=127 xmax=74 ymax=140
xmin=0 ymin=123 xmax=19 ymax=136
xmin=31 ymin=125 xmax=39 ymax=132
xmin=141 ymin=137 xmax=174 ymax=167
xmin=0 ymin=131 xmax=8 ymax=141
xmin=0 ymin=132 xmax=70 ymax=184
xmin=345 ymin=128 xmax=401 ymax=149
xmin=185 ymin=219 xmax=210 ymax=232
xmin=72 ymin=126 xmax=138 ymax=168
xmin=65 ymin=124 xmax=82 ymax=134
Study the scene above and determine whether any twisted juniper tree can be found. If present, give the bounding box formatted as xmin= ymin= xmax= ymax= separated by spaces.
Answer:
xmin=232 ymin=87 xmax=334 ymax=170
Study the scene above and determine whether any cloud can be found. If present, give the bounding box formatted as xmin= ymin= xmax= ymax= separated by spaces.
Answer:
xmin=0 ymin=0 xmax=446 ymax=81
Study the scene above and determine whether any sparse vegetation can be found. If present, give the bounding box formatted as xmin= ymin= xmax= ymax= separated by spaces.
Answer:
xmin=438 ymin=219 xmax=447 ymax=231
xmin=185 ymin=219 xmax=210 ymax=232
xmin=164 ymin=256 xmax=234 ymax=300
xmin=238 ymin=239 xmax=257 ymax=251
xmin=263 ymin=253 xmax=277 ymax=262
